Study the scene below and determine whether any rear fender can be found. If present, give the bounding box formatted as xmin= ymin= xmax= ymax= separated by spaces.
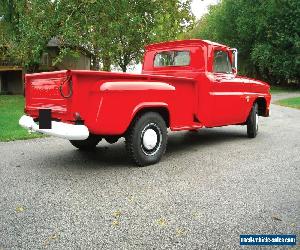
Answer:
xmin=100 ymin=81 xmax=175 ymax=92
xmin=130 ymin=102 xmax=170 ymax=127
xmin=89 ymin=81 xmax=174 ymax=135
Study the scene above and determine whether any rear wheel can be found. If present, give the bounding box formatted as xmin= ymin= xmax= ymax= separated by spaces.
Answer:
xmin=247 ymin=103 xmax=258 ymax=138
xmin=70 ymin=134 xmax=102 ymax=150
xmin=125 ymin=112 xmax=167 ymax=166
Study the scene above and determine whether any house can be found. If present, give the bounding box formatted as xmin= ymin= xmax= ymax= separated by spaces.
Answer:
xmin=39 ymin=38 xmax=91 ymax=72
xmin=0 ymin=59 xmax=23 ymax=95
xmin=0 ymin=38 xmax=91 ymax=95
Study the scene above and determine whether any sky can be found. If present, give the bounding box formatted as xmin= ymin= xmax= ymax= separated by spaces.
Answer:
xmin=191 ymin=0 xmax=220 ymax=19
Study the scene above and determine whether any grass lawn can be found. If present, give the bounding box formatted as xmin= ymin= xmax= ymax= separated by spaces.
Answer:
xmin=0 ymin=95 xmax=43 ymax=141
xmin=270 ymin=86 xmax=300 ymax=94
xmin=276 ymin=96 xmax=300 ymax=110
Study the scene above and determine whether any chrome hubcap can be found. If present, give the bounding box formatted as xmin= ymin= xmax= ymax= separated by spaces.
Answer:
xmin=142 ymin=128 xmax=158 ymax=150
xmin=141 ymin=123 xmax=162 ymax=156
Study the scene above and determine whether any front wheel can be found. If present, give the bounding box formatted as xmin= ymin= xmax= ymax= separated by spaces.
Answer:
xmin=70 ymin=134 xmax=102 ymax=150
xmin=247 ymin=103 xmax=258 ymax=138
xmin=125 ymin=112 xmax=167 ymax=166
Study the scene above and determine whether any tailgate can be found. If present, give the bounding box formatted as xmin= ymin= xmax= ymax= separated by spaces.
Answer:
xmin=25 ymin=70 xmax=73 ymax=120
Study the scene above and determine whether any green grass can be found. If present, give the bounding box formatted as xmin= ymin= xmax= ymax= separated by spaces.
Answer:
xmin=270 ymin=86 xmax=300 ymax=94
xmin=276 ymin=97 xmax=300 ymax=109
xmin=0 ymin=95 xmax=44 ymax=141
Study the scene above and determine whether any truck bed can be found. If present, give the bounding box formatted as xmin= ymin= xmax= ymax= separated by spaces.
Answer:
xmin=25 ymin=70 xmax=198 ymax=135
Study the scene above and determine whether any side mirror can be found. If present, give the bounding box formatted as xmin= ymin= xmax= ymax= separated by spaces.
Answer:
xmin=232 ymin=67 xmax=237 ymax=75
xmin=230 ymin=48 xmax=238 ymax=75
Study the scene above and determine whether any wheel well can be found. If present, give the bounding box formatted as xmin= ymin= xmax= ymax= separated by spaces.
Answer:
xmin=133 ymin=107 xmax=170 ymax=127
xmin=255 ymin=98 xmax=267 ymax=116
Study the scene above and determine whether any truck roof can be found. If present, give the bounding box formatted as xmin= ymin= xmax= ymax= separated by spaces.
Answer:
xmin=145 ymin=39 xmax=228 ymax=51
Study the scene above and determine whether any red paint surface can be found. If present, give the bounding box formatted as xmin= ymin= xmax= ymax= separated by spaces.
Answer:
xmin=24 ymin=39 xmax=271 ymax=135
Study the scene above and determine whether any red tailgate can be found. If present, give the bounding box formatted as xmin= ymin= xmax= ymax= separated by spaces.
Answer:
xmin=25 ymin=70 xmax=73 ymax=121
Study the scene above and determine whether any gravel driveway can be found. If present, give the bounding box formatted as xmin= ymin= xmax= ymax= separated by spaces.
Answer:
xmin=0 ymin=98 xmax=299 ymax=249
xmin=271 ymin=92 xmax=300 ymax=102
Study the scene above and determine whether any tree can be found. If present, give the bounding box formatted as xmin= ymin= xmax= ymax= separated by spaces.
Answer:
xmin=251 ymin=0 xmax=300 ymax=84
xmin=1 ymin=0 xmax=59 ymax=72
xmin=1 ymin=0 xmax=194 ymax=72
xmin=186 ymin=0 xmax=300 ymax=86
xmin=56 ymin=0 xmax=194 ymax=72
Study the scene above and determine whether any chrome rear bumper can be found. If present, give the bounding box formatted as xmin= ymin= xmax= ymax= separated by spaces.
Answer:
xmin=19 ymin=115 xmax=89 ymax=140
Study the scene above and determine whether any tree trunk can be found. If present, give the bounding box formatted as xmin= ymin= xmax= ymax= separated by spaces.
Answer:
xmin=102 ymin=54 xmax=111 ymax=71
xmin=91 ymin=55 xmax=100 ymax=71
xmin=120 ymin=64 xmax=127 ymax=72
xmin=120 ymin=55 xmax=129 ymax=72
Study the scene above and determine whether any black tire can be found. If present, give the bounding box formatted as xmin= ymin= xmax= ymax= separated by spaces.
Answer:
xmin=247 ymin=103 xmax=258 ymax=138
xmin=70 ymin=134 xmax=102 ymax=150
xmin=125 ymin=112 xmax=167 ymax=166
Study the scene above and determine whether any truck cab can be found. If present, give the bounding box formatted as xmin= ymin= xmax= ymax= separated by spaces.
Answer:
xmin=143 ymin=39 xmax=270 ymax=128
xmin=19 ymin=39 xmax=271 ymax=166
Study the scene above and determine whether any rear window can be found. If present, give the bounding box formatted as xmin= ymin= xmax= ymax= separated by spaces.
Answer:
xmin=213 ymin=50 xmax=232 ymax=73
xmin=154 ymin=51 xmax=190 ymax=67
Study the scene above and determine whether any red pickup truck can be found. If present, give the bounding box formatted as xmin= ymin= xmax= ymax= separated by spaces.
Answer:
xmin=19 ymin=39 xmax=271 ymax=166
